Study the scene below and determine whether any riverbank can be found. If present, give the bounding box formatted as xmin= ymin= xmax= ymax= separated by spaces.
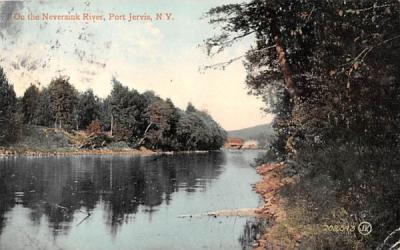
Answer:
xmin=0 ymin=146 xmax=157 ymax=157
xmin=0 ymin=126 xmax=216 ymax=157
xmin=253 ymin=162 xmax=299 ymax=249
xmin=0 ymin=146 xmax=214 ymax=157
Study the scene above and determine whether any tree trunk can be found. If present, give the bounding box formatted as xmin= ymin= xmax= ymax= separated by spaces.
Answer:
xmin=137 ymin=122 xmax=153 ymax=147
xmin=110 ymin=114 xmax=113 ymax=136
xmin=274 ymin=36 xmax=296 ymax=95
xmin=269 ymin=13 xmax=298 ymax=96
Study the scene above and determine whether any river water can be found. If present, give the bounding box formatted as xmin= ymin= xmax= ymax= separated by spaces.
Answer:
xmin=0 ymin=150 xmax=263 ymax=250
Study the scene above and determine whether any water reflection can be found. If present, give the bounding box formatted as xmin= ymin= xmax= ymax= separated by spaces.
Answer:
xmin=0 ymin=151 xmax=262 ymax=249
xmin=0 ymin=153 xmax=225 ymax=235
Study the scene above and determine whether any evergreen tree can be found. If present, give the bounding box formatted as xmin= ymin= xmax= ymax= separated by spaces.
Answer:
xmin=35 ymin=87 xmax=54 ymax=127
xmin=98 ymin=96 xmax=112 ymax=132
xmin=77 ymin=89 xmax=100 ymax=129
xmin=186 ymin=102 xmax=196 ymax=113
xmin=0 ymin=67 xmax=17 ymax=144
xmin=109 ymin=78 xmax=147 ymax=142
xmin=48 ymin=77 xmax=78 ymax=130
xmin=21 ymin=84 xmax=40 ymax=124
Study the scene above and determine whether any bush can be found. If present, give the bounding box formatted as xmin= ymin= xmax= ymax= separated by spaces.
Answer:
xmin=277 ymin=141 xmax=400 ymax=249
xmin=86 ymin=120 xmax=102 ymax=135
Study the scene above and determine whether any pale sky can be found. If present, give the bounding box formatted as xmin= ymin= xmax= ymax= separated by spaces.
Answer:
xmin=0 ymin=0 xmax=273 ymax=130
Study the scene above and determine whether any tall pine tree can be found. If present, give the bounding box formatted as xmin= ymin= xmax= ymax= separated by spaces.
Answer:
xmin=48 ymin=77 xmax=78 ymax=130
xmin=77 ymin=89 xmax=100 ymax=129
xmin=21 ymin=84 xmax=40 ymax=124
xmin=0 ymin=67 xmax=17 ymax=144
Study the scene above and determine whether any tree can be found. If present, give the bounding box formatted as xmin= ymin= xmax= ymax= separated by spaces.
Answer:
xmin=164 ymin=98 xmax=180 ymax=147
xmin=205 ymin=1 xmax=400 ymax=248
xmin=109 ymin=78 xmax=147 ymax=143
xmin=176 ymin=104 xmax=226 ymax=151
xmin=176 ymin=111 xmax=199 ymax=150
xmin=21 ymin=84 xmax=40 ymax=124
xmin=77 ymin=89 xmax=100 ymax=130
xmin=197 ymin=110 xmax=227 ymax=150
xmin=142 ymin=98 xmax=180 ymax=150
xmin=48 ymin=77 xmax=78 ymax=130
xmin=35 ymin=87 xmax=55 ymax=127
xmin=186 ymin=102 xmax=197 ymax=113
xmin=98 ymin=96 xmax=112 ymax=132
xmin=0 ymin=67 xmax=17 ymax=144
xmin=206 ymin=0 xmax=400 ymax=150
xmin=8 ymin=73 xmax=227 ymax=151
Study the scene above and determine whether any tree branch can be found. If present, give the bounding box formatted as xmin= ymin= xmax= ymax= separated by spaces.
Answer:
xmin=207 ymin=31 xmax=255 ymax=57
xmin=345 ymin=4 xmax=394 ymax=14
xmin=201 ymin=44 xmax=277 ymax=71
xmin=346 ymin=34 xmax=400 ymax=74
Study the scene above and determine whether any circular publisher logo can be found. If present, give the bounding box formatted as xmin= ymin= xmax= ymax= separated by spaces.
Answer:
xmin=358 ymin=221 xmax=372 ymax=236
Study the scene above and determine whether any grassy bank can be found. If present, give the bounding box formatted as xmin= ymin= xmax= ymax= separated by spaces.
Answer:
xmin=253 ymin=143 xmax=400 ymax=249
xmin=253 ymin=162 xmax=357 ymax=249
xmin=0 ymin=126 xmax=218 ymax=157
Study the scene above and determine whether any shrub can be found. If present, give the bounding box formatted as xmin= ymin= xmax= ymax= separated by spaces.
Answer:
xmin=86 ymin=120 xmax=102 ymax=135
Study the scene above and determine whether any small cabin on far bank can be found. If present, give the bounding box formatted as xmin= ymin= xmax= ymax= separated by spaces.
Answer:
xmin=242 ymin=139 xmax=259 ymax=149
xmin=224 ymin=138 xmax=244 ymax=149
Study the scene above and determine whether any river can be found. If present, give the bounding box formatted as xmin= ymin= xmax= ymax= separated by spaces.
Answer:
xmin=0 ymin=150 xmax=263 ymax=250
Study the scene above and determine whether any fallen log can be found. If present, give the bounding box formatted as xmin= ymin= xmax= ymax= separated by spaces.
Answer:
xmin=178 ymin=208 xmax=260 ymax=218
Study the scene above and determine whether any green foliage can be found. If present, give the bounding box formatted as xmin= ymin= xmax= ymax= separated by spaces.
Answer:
xmin=206 ymin=0 xmax=400 ymax=248
xmin=34 ymin=88 xmax=55 ymax=127
xmin=77 ymin=89 xmax=100 ymax=129
xmin=0 ymin=67 xmax=17 ymax=144
xmin=98 ymin=96 xmax=112 ymax=131
xmin=143 ymin=98 xmax=179 ymax=150
xmin=3 ymin=68 xmax=226 ymax=151
xmin=21 ymin=84 xmax=40 ymax=124
xmin=108 ymin=80 xmax=226 ymax=150
xmin=109 ymin=78 xmax=147 ymax=142
xmin=206 ymin=0 xmax=400 ymax=147
xmin=186 ymin=102 xmax=197 ymax=113
xmin=176 ymin=108 xmax=226 ymax=151
xmin=48 ymin=77 xmax=79 ymax=130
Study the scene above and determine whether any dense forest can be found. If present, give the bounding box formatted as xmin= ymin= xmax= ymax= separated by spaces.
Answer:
xmin=0 ymin=68 xmax=226 ymax=151
xmin=206 ymin=0 xmax=400 ymax=249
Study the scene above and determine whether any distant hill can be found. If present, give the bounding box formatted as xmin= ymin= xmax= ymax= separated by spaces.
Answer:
xmin=228 ymin=123 xmax=273 ymax=139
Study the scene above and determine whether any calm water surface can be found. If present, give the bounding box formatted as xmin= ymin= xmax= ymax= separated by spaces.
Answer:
xmin=0 ymin=150 xmax=263 ymax=250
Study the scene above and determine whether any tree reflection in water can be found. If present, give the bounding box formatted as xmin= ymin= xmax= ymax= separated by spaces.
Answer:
xmin=0 ymin=153 xmax=226 ymax=236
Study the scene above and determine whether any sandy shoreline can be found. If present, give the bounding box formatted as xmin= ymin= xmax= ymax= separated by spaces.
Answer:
xmin=253 ymin=162 xmax=296 ymax=249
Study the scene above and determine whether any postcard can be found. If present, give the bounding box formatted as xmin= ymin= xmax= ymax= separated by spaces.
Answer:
xmin=0 ymin=1 xmax=399 ymax=249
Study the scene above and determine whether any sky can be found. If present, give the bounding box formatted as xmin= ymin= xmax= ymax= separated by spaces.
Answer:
xmin=0 ymin=0 xmax=273 ymax=130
